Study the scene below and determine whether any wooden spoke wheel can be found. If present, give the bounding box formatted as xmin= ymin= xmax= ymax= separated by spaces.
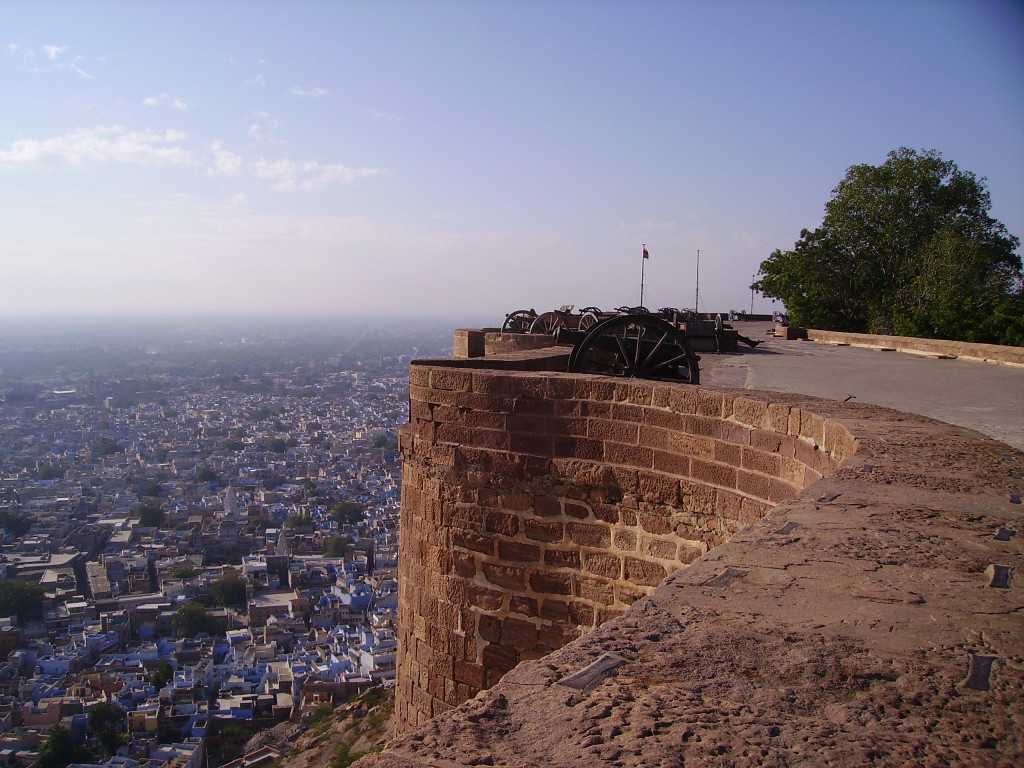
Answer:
xmin=529 ymin=311 xmax=567 ymax=335
xmin=578 ymin=311 xmax=601 ymax=331
xmin=568 ymin=314 xmax=700 ymax=383
xmin=502 ymin=309 xmax=536 ymax=333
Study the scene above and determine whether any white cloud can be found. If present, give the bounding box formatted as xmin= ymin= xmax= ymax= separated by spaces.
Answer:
xmin=7 ymin=44 xmax=20 ymax=53
xmin=250 ymin=157 xmax=384 ymax=191
xmin=0 ymin=126 xmax=193 ymax=169
xmin=246 ymin=74 xmax=266 ymax=87
xmin=248 ymin=124 xmax=262 ymax=141
xmin=42 ymin=44 xmax=67 ymax=59
xmin=209 ymin=141 xmax=243 ymax=175
xmin=290 ymin=86 xmax=327 ymax=98
xmin=144 ymin=93 xmax=188 ymax=110
xmin=229 ymin=192 xmax=248 ymax=205
xmin=369 ymin=109 xmax=402 ymax=122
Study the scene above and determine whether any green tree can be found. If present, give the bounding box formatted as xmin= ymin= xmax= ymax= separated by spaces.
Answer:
xmin=0 ymin=509 xmax=33 ymax=538
xmin=134 ymin=501 xmax=165 ymax=528
xmin=286 ymin=513 xmax=314 ymax=530
xmin=37 ymin=463 xmax=66 ymax=481
xmin=172 ymin=601 xmax=216 ymax=638
xmin=0 ymin=579 xmax=45 ymax=620
xmin=756 ymin=148 xmax=1022 ymax=343
xmin=243 ymin=514 xmax=269 ymax=535
xmin=150 ymin=659 xmax=174 ymax=691
xmin=36 ymin=724 xmax=93 ymax=768
xmin=323 ymin=535 xmax=351 ymax=558
xmin=330 ymin=502 xmax=365 ymax=526
xmin=87 ymin=701 xmax=125 ymax=757
xmin=267 ymin=438 xmax=288 ymax=454
xmin=195 ymin=467 xmax=218 ymax=483
xmin=171 ymin=566 xmax=196 ymax=579
xmin=211 ymin=569 xmax=248 ymax=608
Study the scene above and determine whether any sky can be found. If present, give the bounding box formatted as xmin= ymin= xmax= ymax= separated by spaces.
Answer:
xmin=2 ymin=0 xmax=1022 ymax=325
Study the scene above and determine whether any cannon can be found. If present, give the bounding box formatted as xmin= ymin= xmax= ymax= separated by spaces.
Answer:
xmin=554 ymin=313 xmax=700 ymax=383
xmin=502 ymin=305 xmax=602 ymax=334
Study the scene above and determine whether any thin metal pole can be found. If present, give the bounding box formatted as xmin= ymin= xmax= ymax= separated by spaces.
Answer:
xmin=751 ymin=274 xmax=755 ymax=315
xmin=640 ymin=244 xmax=646 ymax=309
xmin=694 ymin=249 xmax=700 ymax=313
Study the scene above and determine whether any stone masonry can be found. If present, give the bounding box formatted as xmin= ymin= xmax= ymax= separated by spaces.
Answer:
xmin=364 ymin=338 xmax=1023 ymax=767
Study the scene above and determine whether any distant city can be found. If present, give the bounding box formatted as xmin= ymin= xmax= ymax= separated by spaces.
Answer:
xmin=0 ymin=318 xmax=454 ymax=766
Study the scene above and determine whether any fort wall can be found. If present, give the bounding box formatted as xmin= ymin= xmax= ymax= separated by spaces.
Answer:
xmin=395 ymin=353 xmax=858 ymax=731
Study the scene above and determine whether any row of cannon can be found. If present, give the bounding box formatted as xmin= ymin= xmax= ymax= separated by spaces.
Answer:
xmin=500 ymin=305 xmax=702 ymax=384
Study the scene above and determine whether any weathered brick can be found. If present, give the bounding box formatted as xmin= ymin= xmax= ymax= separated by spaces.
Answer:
xmin=584 ymin=552 xmax=622 ymax=579
xmin=613 ymin=528 xmax=637 ymax=552
xmin=736 ymin=469 xmax=771 ymax=501
xmin=563 ymin=500 xmax=591 ymax=519
xmin=501 ymin=617 xmax=539 ymax=650
xmin=624 ymin=556 xmax=668 ymax=586
xmin=467 ymin=584 xmax=505 ymax=611
xmin=592 ymin=503 xmax=620 ymax=524
xmin=589 ymin=418 xmax=639 ymax=443
xmin=691 ymin=457 xmax=738 ymax=488
xmin=543 ymin=548 xmax=581 ymax=569
xmin=637 ymin=510 xmax=673 ymax=535
xmin=510 ymin=431 xmax=554 ymax=455
xmin=605 ymin=442 xmax=654 ymax=469
xmin=568 ymin=601 xmax=596 ymax=627
xmin=431 ymin=368 xmax=473 ymax=392
xmin=566 ymin=521 xmax=611 ymax=548
xmin=524 ymin=518 xmax=564 ymax=542
xmin=742 ymin=447 xmax=782 ymax=476
xmin=529 ymin=570 xmax=573 ymax=595
xmin=576 ymin=576 xmax=614 ymax=604
xmin=485 ymin=511 xmax=521 ymax=536
xmin=552 ymin=436 xmax=604 ymax=460
xmin=498 ymin=540 xmax=541 ymax=562
xmin=452 ymin=530 xmax=494 ymax=555
xmin=456 ymin=663 xmax=487 ymax=692
xmin=653 ymin=449 xmax=690 ymax=477
xmin=482 ymin=642 xmax=519 ymax=673
xmin=540 ymin=599 xmax=570 ymax=621
xmin=509 ymin=595 xmax=538 ymax=617
xmin=733 ymin=397 xmax=769 ymax=428
xmin=640 ymin=536 xmax=677 ymax=560
xmin=478 ymin=614 xmax=501 ymax=642
xmin=638 ymin=471 xmax=681 ymax=504
xmin=482 ymin=562 xmax=526 ymax=590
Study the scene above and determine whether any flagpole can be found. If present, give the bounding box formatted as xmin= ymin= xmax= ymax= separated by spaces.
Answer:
xmin=640 ymin=244 xmax=646 ymax=309
xmin=695 ymin=249 xmax=700 ymax=314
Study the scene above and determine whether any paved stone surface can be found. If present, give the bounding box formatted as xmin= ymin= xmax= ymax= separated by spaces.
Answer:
xmin=704 ymin=322 xmax=1024 ymax=450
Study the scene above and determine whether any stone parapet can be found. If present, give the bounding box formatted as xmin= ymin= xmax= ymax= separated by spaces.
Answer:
xmin=394 ymin=363 xmax=864 ymax=732
xmin=806 ymin=328 xmax=1024 ymax=365
xmin=363 ymin=352 xmax=1024 ymax=765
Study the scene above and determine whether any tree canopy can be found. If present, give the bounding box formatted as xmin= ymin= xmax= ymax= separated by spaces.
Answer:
xmin=755 ymin=148 xmax=1022 ymax=344
xmin=36 ymin=724 xmax=93 ymax=768
xmin=211 ymin=569 xmax=249 ymax=608
xmin=172 ymin=601 xmax=216 ymax=637
xmin=0 ymin=578 xmax=45 ymax=620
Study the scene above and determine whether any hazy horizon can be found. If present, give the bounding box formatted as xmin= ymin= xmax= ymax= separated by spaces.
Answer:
xmin=3 ymin=0 xmax=1021 ymax=319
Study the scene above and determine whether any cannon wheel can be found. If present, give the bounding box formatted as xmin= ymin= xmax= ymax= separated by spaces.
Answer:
xmin=502 ymin=309 xmax=536 ymax=333
xmin=529 ymin=311 xmax=566 ymax=335
xmin=568 ymin=314 xmax=699 ymax=383
xmin=578 ymin=310 xmax=601 ymax=331
xmin=580 ymin=306 xmax=603 ymax=316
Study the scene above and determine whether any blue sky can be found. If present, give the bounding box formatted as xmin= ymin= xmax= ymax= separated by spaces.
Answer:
xmin=2 ymin=0 xmax=1021 ymax=324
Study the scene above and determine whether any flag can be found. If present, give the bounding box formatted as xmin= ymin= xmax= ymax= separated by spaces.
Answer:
xmin=643 ymin=247 xmax=649 ymax=259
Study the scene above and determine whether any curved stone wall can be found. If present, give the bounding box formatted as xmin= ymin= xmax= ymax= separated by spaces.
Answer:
xmin=395 ymin=364 xmax=859 ymax=731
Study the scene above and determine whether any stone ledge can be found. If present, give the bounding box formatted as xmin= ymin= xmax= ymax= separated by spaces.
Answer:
xmin=806 ymin=329 xmax=1024 ymax=366
xmin=366 ymin=365 xmax=1024 ymax=766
